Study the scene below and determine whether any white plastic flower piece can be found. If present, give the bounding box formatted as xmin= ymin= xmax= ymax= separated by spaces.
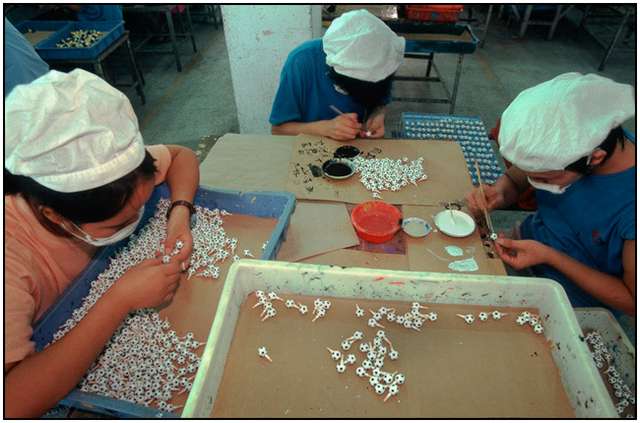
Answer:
xmin=344 ymin=354 xmax=357 ymax=365
xmin=388 ymin=349 xmax=399 ymax=360
xmin=478 ymin=312 xmax=489 ymax=322
xmin=368 ymin=318 xmax=385 ymax=329
xmin=298 ymin=304 xmax=308 ymax=315
xmin=341 ymin=340 xmax=353 ymax=351
xmin=356 ymin=367 xmax=368 ymax=378
xmin=355 ymin=304 xmax=365 ymax=317
xmin=456 ymin=314 xmax=475 ymax=324
xmin=515 ymin=316 xmax=528 ymax=326
xmin=533 ymin=324 xmax=544 ymax=335
xmin=427 ymin=312 xmax=438 ymax=322
xmin=257 ymin=346 xmax=272 ymax=362
xmin=243 ymin=249 xmax=254 ymax=258
xmin=359 ymin=343 xmax=370 ymax=353
xmin=374 ymin=384 xmax=386 ymax=395
xmin=326 ymin=347 xmax=342 ymax=361
xmin=384 ymin=383 xmax=399 ymax=402
xmin=267 ymin=292 xmax=283 ymax=302
xmin=491 ymin=310 xmax=507 ymax=320
xmin=285 ymin=299 xmax=297 ymax=308
xmin=162 ymin=255 xmax=171 ymax=264
xmin=336 ymin=362 xmax=347 ymax=374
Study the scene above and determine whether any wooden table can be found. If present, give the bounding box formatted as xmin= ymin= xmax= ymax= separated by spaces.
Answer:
xmin=200 ymin=133 xmax=506 ymax=276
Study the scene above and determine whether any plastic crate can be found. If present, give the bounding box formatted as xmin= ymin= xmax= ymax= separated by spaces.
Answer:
xmin=35 ymin=20 xmax=124 ymax=61
xmin=406 ymin=5 xmax=464 ymax=22
xmin=31 ymin=184 xmax=295 ymax=417
xmin=14 ymin=20 xmax=70 ymax=48
xmin=184 ymin=260 xmax=617 ymax=417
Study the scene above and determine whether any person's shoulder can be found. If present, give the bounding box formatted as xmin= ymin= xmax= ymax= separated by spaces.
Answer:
xmin=285 ymin=38 xmax=324 ymax=68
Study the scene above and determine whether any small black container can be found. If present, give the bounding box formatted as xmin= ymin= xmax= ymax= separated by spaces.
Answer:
xmin=322 ymin=159 xmax=355 ymax=180
xmin=334 ymin=145 xmax=360 ymax=159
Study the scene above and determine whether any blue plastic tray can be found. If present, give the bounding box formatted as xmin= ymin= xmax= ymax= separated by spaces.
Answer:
xmin=402 ymin=112 xmax=504 ymax=185
xmin=31 ymin=184 xmax=295 ymax=417
xmin=35 ymin=20 xmax=124 ymax=61
xmin=14 ymin=20 xmax=69 ymax=48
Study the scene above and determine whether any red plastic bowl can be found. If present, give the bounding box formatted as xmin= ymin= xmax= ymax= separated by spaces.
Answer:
xmin=351 ymin=201 xmax=402 ymax=244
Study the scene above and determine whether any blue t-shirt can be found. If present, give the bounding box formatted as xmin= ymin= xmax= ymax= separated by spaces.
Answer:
xmin=269 ymin=39 xmax=366 ymax=126
xmin=77 ymin=5 xmax=123 ymax=22
xmin=4 ymin=19 xmax=50 ymax=97
xmin=520 ymin=165 xmax=636 ymax=309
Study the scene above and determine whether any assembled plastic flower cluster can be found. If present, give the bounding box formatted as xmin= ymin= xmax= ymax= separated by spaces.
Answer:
xmin=585 ymin=331 xmax=635 ymax=417
xmin=351 ymin=156 xmax=427 ymax=198
xmin=48 ymin=199 xmax=226 ymax=412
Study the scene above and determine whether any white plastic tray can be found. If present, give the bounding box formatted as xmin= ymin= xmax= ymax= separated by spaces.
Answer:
xmin=575 ymin=307 xmax=636 ymax=391
xmin=184 ymin=260 xmax=617 ymax=417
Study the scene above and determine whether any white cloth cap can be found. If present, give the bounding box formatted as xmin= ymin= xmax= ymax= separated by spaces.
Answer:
xmin=5 ymin=69 xmax=145 ymax=193
xmin=499 ymin=72 xmax=635 ymax=172
xmin=323 ymin=9 xmax=405 ymax=83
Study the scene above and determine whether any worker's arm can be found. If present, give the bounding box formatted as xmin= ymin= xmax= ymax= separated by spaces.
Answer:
xmin=162 ymin=145 xmax=199 ymax=262
xmin=466 ymin=166 xmax=528 ymax=216
xmin=272 ymin=113 xmax=361 ymax=141
xmin=4 ymin=258 xmax=181 ymax=418
xmin=495 ymin=238 xmax=636 ymax=315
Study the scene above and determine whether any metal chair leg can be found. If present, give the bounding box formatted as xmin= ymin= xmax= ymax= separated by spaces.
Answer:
xmin=519 ymin=5 xmax=533 ymax=38
xmin=480 ymin=5 xmax=493 ymax=48
xmin=186 ymin=5 xmax=197 ymax=53
xmin=449 ymin=54 xmax=464 ymax=114
xmin=165 ymin=9 xmax=182 ymax=72
xmin=598 ymin=7 xmax=632 ymax=71
xmin=548 ymin=5 xmax=563 ymax=40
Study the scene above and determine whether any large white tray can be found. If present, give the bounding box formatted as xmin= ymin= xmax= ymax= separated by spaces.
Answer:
xmin=184 ymin=260 xmax=617 ymax=417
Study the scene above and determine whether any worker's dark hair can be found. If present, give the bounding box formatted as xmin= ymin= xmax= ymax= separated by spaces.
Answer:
xmin=565 ymin=126 xmax=625 ymax=174
xmin=328 ymin=67 xmax=394 ymax=115
xmin=4 ymin=150 xmax=157 ymax=237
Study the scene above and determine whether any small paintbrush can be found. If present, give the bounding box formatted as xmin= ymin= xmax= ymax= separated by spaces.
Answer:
xmin=474 ymin=160 xmax=497 ymax=240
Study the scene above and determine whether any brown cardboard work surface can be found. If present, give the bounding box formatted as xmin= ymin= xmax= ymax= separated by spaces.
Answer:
xmin=276 ymin=201 xmax=359 ymax=262
xmin=403 ymin=205 xmax=507 ymax=275
xmin=157 ymin=213 xmax=277 ymax=412
xmin=199 ymin=133 xmax=293 ymax=191
xmin=286 ymin=135 xmax=473 ymax=206
xmin=212 ymin=296 xmax=574 ymax=418
xmin=300 ymin=248 xmax=409 ymax=270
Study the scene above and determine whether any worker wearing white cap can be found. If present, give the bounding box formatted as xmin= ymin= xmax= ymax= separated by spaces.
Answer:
xmin=4 ymin=69 xmax=200 ymax=417
xmin=270 ymin=9 xmax=405 ymax=140
xmin=467 ymin=73 xmax=636 ymax=316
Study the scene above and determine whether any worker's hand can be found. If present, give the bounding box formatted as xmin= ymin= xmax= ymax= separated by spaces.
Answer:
xmin=494 ymin=237 xmax=550 ymax=270
xmin=113 ymin=256 xmax=182 ymax=310
xmin=362 ymin=112 xmax=385 ymax=138
xmin=324 ymin=113 xmax=361 ymax=141
xmin=162 ymin=207 xmax=193 ymax=272
xmin=466 ymin=184 xmax=504 ymax=217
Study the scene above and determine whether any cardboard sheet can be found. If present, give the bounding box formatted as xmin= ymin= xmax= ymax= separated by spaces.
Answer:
xmin=199 ymin=133 xmax=293 ymax=191
xmin=157 ymin=213 xmax=278 ymax=411
xmin=300 ymin=249 xmax=409 ymax=271
xmin=276 ymin=201 xmax=359 ymax=262
xmin=212 ymin=296 xmax=574 ymax=418
xmin=286 ymin=135 xmax=473 ymax=205
xmin=403 ymin=205 xmax=506 ymax=275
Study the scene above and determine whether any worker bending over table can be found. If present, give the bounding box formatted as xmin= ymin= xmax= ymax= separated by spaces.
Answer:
xmin=467 ymin=73 xmax=636 ymax=317
xmin=270 ymin=9 xmax=405 ymax=141
xmin=4 ymin=69 xmax=199 ymax=417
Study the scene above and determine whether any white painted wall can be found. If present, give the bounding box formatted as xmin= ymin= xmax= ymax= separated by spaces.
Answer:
xmin=222 ymin=5 xmax=322 ymax=134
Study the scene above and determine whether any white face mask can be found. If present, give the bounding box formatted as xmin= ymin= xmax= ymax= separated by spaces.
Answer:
xmin=527 ymin=177 xmax=571 ymax=195
xmin=64 ymin=206 xmax=145 ymax=246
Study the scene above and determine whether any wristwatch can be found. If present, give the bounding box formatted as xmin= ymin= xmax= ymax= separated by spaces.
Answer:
xmin=166 ymin=200 xmax=196 ymax=220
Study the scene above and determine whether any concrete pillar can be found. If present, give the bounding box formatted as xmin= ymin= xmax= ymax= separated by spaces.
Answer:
xmin=222 ymin=5 xmax=322 ymax=134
